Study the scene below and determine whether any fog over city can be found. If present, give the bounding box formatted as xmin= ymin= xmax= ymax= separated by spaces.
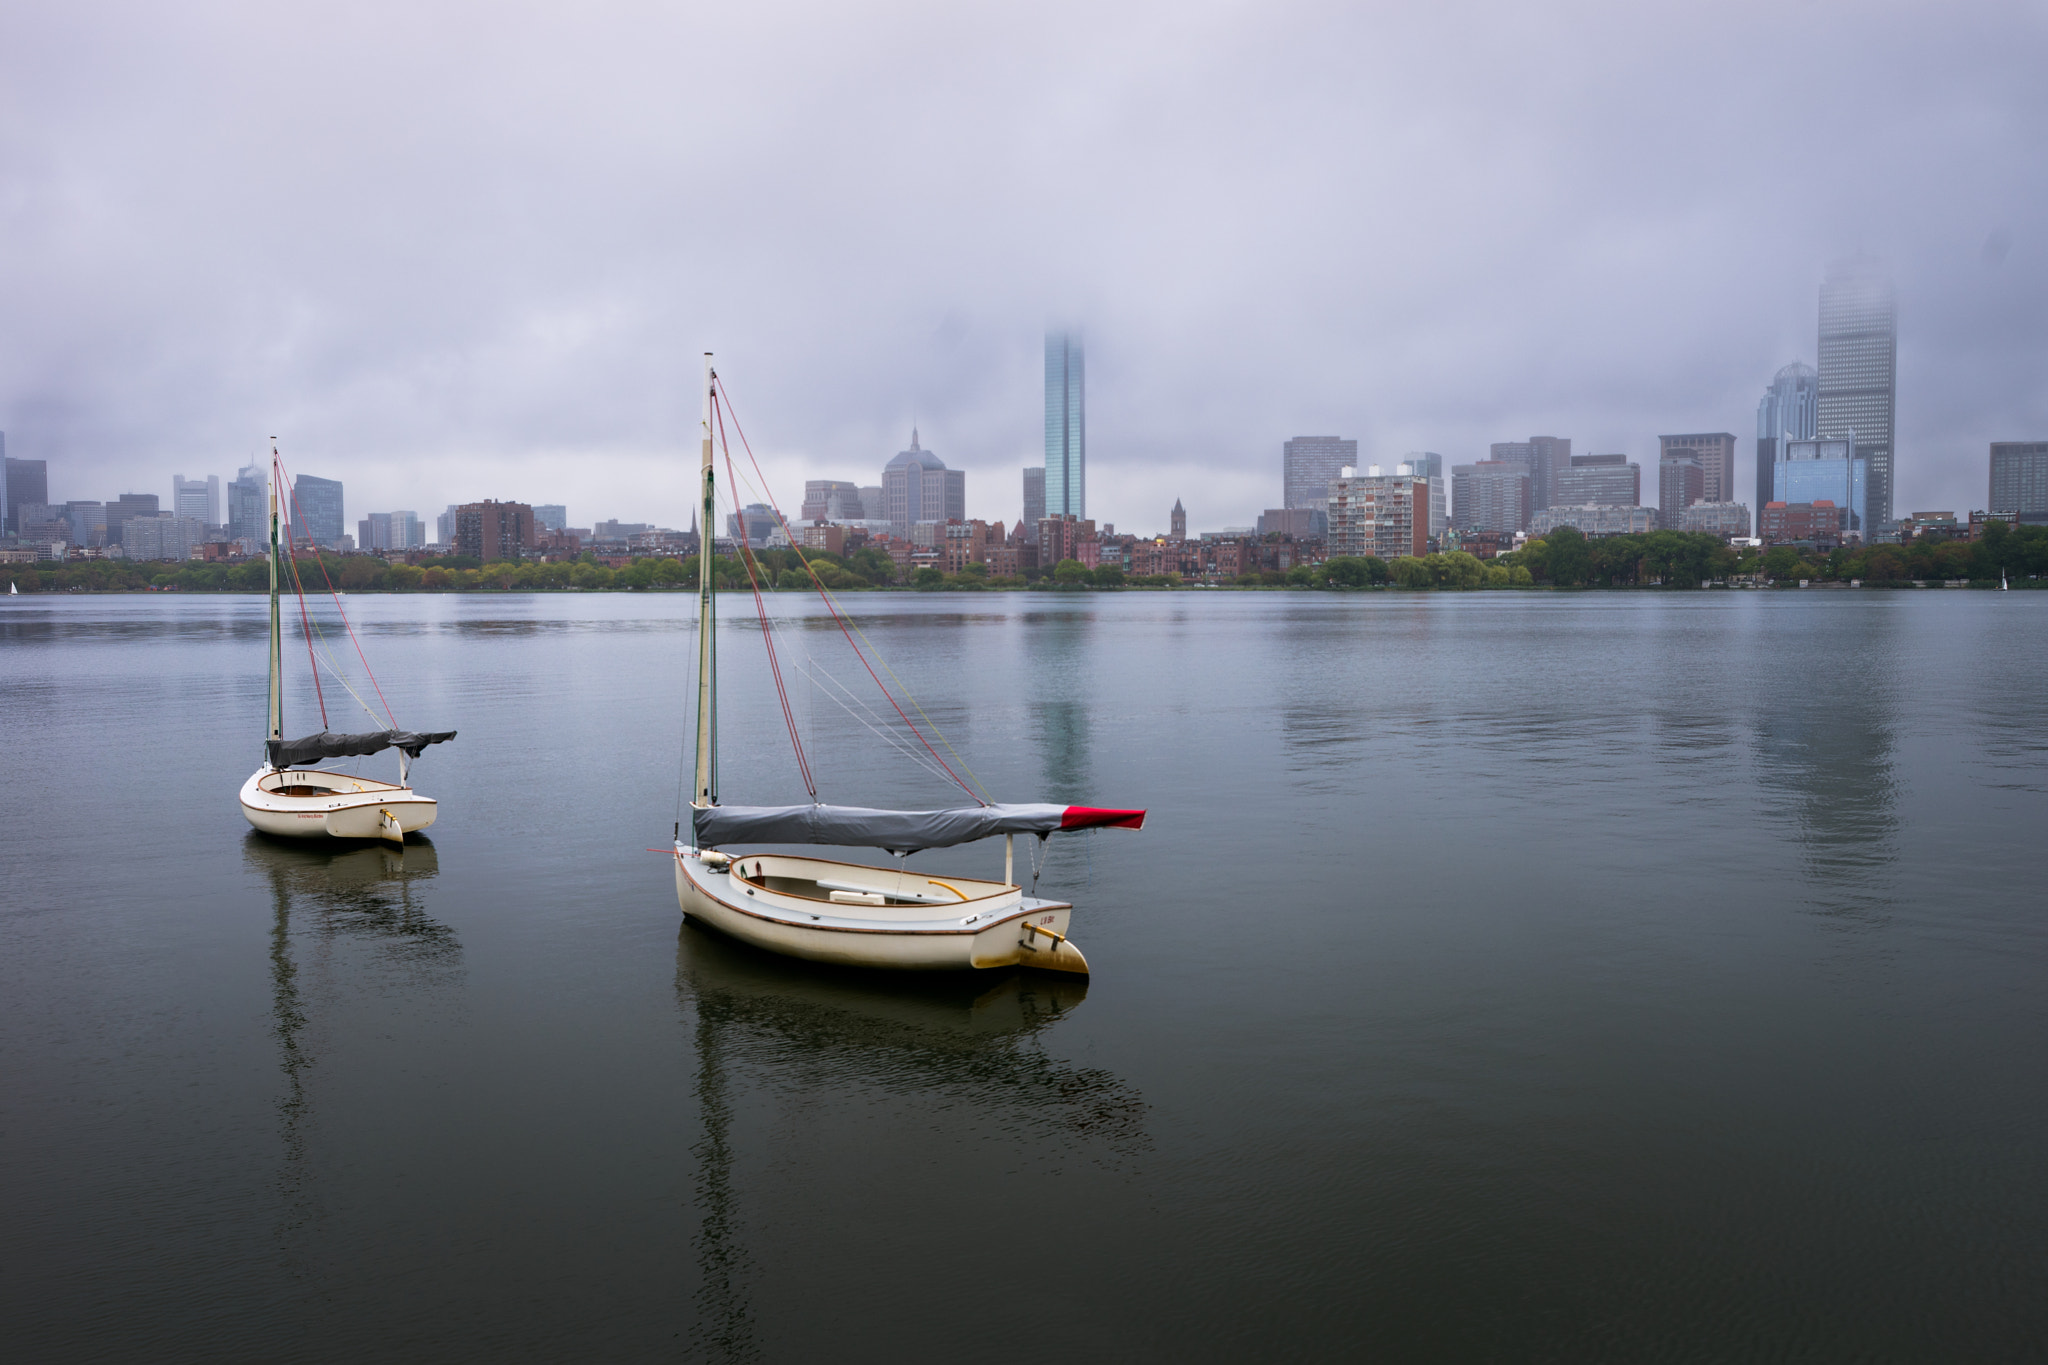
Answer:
xmin=3 ymin=0 xmax=2044 ymax=533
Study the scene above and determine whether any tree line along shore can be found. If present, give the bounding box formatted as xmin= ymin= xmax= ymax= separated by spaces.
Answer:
xmin=8 ymin=524 xmax=2046 ymax=595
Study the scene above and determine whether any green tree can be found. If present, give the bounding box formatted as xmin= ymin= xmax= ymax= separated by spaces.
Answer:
xmin=913 ymin=566 xmax=946 ymax=589
xmin=1545 ymin=526 xmax=1591 ymax=586
xmin=1052 ymin=558 xmax=1088 ymax=585
xmin=1091 ymin=564 xmax=1126 ymax=587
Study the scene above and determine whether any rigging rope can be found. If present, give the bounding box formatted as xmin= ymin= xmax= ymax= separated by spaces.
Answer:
xmin=715 ymin=397 xmax=817 ymax=801
xmin=710 ymin=380 xmax=987 ymax=804
xmin=276 ymin=451 xmax=399 ymax=730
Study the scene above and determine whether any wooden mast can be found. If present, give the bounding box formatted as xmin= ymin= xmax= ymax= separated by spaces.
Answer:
xmin=266 ymin=444 xmax=283 ymax=755
xmin=692 ymin=354 xmax=717 ymax=811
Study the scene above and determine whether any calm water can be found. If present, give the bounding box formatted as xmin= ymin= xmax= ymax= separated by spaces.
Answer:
xmin=3 ymin=589 xmax=2046 ymax=1361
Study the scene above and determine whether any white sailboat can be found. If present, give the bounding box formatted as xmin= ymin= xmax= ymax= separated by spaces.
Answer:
xmin=239 ymin=444 xmax=453 ymax=844
xmin=672 ymin=356 xmax=1144 ymax=974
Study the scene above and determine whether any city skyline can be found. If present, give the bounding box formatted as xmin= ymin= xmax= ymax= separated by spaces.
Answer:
xmin=3 ymin=3 xmax=2041 ymax=536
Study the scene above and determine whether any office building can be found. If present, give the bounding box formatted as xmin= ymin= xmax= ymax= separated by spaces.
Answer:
xmin=533 ymin=504 xmax=566 ymax=533
xmin=1021 ymin=467 xmax=1046 ymax=541
xmin=122 ymin=514 xmax=206 ymax=562
xmin=359 ymin=511 xmax=425 ymax=552
xmin=1171 ymin=498 xmax=1187 ymax=539
xmin=5 ymin=454 xmax=48 ymax=535
xmin=1817 ymin=257 xmax=1897 ymax=529
xmin=65 ymin=501 xmax=106 ymax=548
xmin=882 ymin=431 xmax=964 ymax=533
xmin=1755 ymin=362 xmax=1818 ymax=509
xmin=1256 ymin=507 xmax=1325 ymax=539
xmin=16 ymin=504 xmax=70 ymax=545
xmin=106 ymin=493 xmax=160 ymax=545
xmin=173 ymin=475 xmax=221 ymax=528
xmin=227 ymin=465 xmax=268 ymax=544
xmin=1677 ymin=502 xmax=1752 ymax=539
xmin=1283 ymin=436 xmax=1357 ymax=512
xmin=727 ymin=504 xmax=779 ymax=546
xmin=1552 ymin=453 xmax=1640 ymax=508
xmin=1659 ymin=433 xmax=1737 ymax=506
xmin=1329 ymin=467 xmax=1429 ymax=560
xmin=1490 ymin=437 xmax=1570 ymax=511
xmin=801 ymin=481 xmax=863 ymax=523
xmin=291 ymin=475 xmax=345 ymax=549
xmin=455 ymin=500 xmax=538 ymax=561
xmin=1045 ymin=331 xmax=1085 ymax=519
xmin=1776 ymin=438 xmax=1868 ymax=537
xmin=1988 ymin=441 xmax=2048 ymax=523
xmin=1529 ymin=505 xmax=1660 ymax=538
xmin=1452 ymin=460 xmax=1531 ymax=534
xmin=1658 ymin=456 xmax=1704 ymax=525
xmin=1399 ymin=453 xmax=1447 ymax=540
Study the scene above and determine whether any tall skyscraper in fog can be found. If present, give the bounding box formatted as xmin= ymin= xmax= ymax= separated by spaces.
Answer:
xmin=1817 ymin=258 xmax=1897 ymax=529
xmin=1044 ymin=331 xmax=1085 ymax=519
xmin=1755 ymin=362 xmax=1818 ymax=510
xmin=1021 ymin=466 xmax=1045 ymax=541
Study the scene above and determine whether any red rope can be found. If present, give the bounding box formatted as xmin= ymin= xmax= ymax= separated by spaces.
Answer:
xmin=715 ymin=399 xmax=816 ymax=800
xmin=275 ymin=452 xmax=398 ymax=729
xmin=711 ymin=381 xmax=980 ymax=803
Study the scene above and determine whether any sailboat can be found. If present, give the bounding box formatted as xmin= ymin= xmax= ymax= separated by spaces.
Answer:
xmin=672 ymin=356 xmax=1144 ymax=975
xmin=239 ymin=444 xmax=454 ymax=843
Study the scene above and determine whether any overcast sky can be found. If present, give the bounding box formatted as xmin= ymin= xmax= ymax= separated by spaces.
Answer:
xmin=4 ymin=0 xmax=2045 ymax=536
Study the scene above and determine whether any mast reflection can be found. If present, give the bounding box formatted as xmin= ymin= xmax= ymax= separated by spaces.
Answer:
xmin=674 ymin=923 xmax=1145 ymax=1361
xmin=243 ymin=834 xmax=455 ymax=1229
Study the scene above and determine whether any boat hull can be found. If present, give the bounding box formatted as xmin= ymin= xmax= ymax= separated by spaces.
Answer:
xmin=675 ymin=851 xmax=1088 ymax=974
xmin=239 ymin=768 xmax=438 ymax=841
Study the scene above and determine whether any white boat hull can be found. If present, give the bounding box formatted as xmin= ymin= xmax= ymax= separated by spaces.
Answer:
xmin=240 ymin=767 xmax=438 ymax=842
xmin=674 ymin=849 xmax=1088 ymax=974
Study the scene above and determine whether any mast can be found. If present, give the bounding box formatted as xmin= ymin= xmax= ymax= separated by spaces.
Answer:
xmin=692 ymin=354 xmax=717 ymax=810
xmin=266 ymin=445 xmax=284 ymax=755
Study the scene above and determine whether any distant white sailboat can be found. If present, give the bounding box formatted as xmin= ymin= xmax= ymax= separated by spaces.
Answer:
xmin=672 ymin=357 xmax=1144 ymax=974
xmin=238 ymin=443 xmax=453 ymax=843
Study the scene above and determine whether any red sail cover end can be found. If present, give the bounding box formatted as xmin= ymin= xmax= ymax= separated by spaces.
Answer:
xmin=1060 ymin=806 xmax=1147 ymax=831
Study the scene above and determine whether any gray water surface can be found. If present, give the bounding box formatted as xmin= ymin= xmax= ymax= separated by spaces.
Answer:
xmin=3 ymin=590 xmax=2045 ymax=1361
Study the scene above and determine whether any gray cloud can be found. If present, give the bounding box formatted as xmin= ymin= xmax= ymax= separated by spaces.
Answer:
xmin=3 ymin=0 xmax=2044 ymax=533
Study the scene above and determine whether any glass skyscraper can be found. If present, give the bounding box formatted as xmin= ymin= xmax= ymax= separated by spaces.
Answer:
xmin=1755 ymin=361 xmax=1818 ymax=511
xmin=291 ymin=474 xmax=345 ymax=549
xmin=1777 ymin=438 xmax=1868 ymax=537
xmin=1044 ymin=331 xmax=1084 ymax=519
xmin=1817 ymin=259 xmax=1896 ymax=530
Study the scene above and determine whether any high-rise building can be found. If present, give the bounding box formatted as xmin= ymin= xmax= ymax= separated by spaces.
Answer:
xmin=5 ymin=453 xmax=48 ymax=535
xmin=227 ymin=465 xmax=268 ymax=544
xmin=727 ymin=504 xmax=779 ymax=546
xmin=1658 ymin=457 xmax=1703 ymax=525
xmin=1777 ymin=438 xmax=1868 ymax=538
xmin=1489 ymin=437 xmax=1570 ymax=511
xmin=1397 ymin=454 xmax=1447 ymax=541
xmin=65 ymin=501 xmax=106 ymax=548
xmin=1256 ymin=507 xmax=1326 ymax=539
xmin=1755 ymin=362 xmax=1818 ymax=510
xmin=106 ymin=493 xmax=160 ymax=545
xmin=1553 ymin=453 xmax=1640 ymax=507
xmin=801 ymin=482 xmax=862 ymax=523
xmin=857 ymin=486 xmax=885 ymax=522
xmin=455 ymin=501 xmax=538 ymax=560
xmin=1817 ymin=257 xmax=1897 ymax=530
xmin=1021 ymin=467 xmax=1046 ymax=542
xmin=1658 ymin=433 xmax=1737 ymax=506
xmin=122 ymin=514 xmax=205 ymax=562
xmin=882 ymin=431 xmax=964 ymax=533
xmin=1170 ymin=498 xmax=1186 ymax=539
xmin=1452 ymin=460 xmax=1531 ymax=534
xmin=359 ymin=511 xmax=425 ymax=551
xmin=1328 ymin=468 xmax=1429 ymax=560
xmin=1283 ymin=436 xmax=1356 ymax=512
xmin=173 ymin=474 xmax=221 ymax=528
xmin=1044 ymin=331 xmax=1085 ymax=519
xmin=291 ymin=475 xmax=345 ymax=549
xmin=1988 ymin=442 xmax=2048 ymax=524
xmin=534 ymin=504 xmax=566 ymax=533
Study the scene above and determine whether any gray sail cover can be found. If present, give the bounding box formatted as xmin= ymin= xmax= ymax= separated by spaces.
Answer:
xmin=268 ymin=729 xmax=457 ymax=768
xmin=693 ymin=803 xmax=1146 ymax=853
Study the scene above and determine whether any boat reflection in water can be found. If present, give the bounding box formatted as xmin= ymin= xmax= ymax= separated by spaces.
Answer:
xmin=675 ymin=923 xmax=1146 ymax=1361
xmin=243 ymin=833 xmax=456 ymax=1229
